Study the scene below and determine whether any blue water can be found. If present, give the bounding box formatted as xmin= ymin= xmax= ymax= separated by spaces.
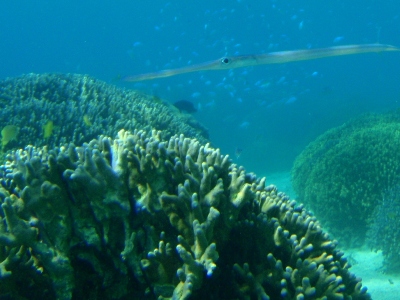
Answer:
xmin=1 ymin=0 xmax=399 ymax=174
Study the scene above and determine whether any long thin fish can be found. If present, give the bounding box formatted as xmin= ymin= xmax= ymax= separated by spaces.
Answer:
xmin=124 ymin=44 xmax=399 ymax=82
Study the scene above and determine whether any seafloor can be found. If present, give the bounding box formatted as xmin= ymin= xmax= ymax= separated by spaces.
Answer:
xmin=266 ymin=171 xmax=400 ymax=300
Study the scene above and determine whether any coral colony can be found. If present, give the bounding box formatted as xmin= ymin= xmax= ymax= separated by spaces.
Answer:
xmin=0 ymin=74 xmax=370 ymax=299
xmin=0 ymin=73 xmax=208 ymax=151
xmin=0 ymin=130 xmax=368 ymax=299
xmin=292 ymin=112 xmax=400 ymax=247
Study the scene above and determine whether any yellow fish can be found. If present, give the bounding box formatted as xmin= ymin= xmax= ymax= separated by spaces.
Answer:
xmin=83 ymin=115 xmax=92 ymax=127
xmin=1 ymin=125 xmax=19 ymax=147
xmin=43 ymin=121 xmax=54 ymax=138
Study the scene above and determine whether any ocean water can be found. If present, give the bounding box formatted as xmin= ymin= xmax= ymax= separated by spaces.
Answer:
xmin=1 ymin=1 xmax=399 ymax=174
xmin=1 ymin=1 xmax=400 ymax=299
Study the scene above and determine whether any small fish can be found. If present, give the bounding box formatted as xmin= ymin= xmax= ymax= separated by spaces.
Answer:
xmin=173 ymin=100 xmax=197 ymax=113
xmin=235 ymin=147 xmax=243 ymax=159
xmin=205 ymin=100 xmax=215 ymax=108
xmin=285 ymin=96 xmax=298 ymax=104
xmin=1 ymin=125 xmax=19 ymax=147
xmin=276 ymin=76 xmax=286 ymax=84
xmin=83 ymin=115 xmax=92 ymax=127
xmin=43 ymin=121 xmax=54 ymax=138
xmin=151 ymin=95 xmax=163 ymax=104
xmin=333 ymin=36 xmax=345 ymax=43
xmin=191 ymin=92 xmax=201 ymax=98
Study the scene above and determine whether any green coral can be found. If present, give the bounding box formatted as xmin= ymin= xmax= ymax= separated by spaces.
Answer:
xmin=367 ymin=185 xmax=400 ymax=272
xmin=0 ymin=73 xmax=208 ymax=152
xmin=292 ymin=111 xmax=400 ymax=246
xmin=0 ymin=129 xmax=369 ymax=299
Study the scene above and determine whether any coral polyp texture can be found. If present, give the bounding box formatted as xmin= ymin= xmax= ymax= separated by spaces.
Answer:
xmin=0 ymin=129 xmax=369 ymax=299
xmin=292 ymin=111 xmax=400 ymax=246
xmin=367 ymin=185 xmax=400 ymax=272
xmin=0 ymin=73 xmax=208 ymax=150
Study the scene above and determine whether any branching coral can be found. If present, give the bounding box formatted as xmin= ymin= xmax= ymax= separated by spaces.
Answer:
xmin=0 ymin=129 xmax=370 ymax=299
xmin=292 ymin=111 xmax=400 ymax=246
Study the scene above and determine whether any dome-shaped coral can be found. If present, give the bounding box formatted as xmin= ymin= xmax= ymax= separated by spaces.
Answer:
xmin=0 ymin=73 xmax=208 ymax=151
xmin=0 ymin=129 xmax=369 ymax=299
xmin=367 ymin=185 xmax=400 ymax=272
xmin=292 ymin=111 xmax=400 ymax=246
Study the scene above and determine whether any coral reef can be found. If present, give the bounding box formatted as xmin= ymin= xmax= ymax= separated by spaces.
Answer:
xmin=0 ymin=73 xmax=208 ymax=151
xmin=367 ymin=185 xmax=400 ymax=273
xmin=0 ymin=129 xmax=369 ymax=299
xmin=292 ymin=111 xmax=400 ymax=246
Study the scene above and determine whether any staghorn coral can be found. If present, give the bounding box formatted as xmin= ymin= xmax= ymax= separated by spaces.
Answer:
xmin=0 ymin=73 xmax=208 ymax=151
xmin=0 ymin=129 xmax=369 ymax=299
xmin=367 ymin=185 xmax=400 ymax=273
xmin=292 ymin=111 xmax=400 ymax=246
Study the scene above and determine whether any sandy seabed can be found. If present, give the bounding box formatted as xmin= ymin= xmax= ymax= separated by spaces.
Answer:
xmin=265 ymin=171 xmax=400 ymax=300
xmin=349 ymin=249 xmax=400 ymax=300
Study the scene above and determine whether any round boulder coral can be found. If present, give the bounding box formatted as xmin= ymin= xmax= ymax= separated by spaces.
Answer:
xmin=367 ymin=185 xmax=400 ymax=272
xmin=292 ymin=111 xmax=400 ymax=246
xmin=0 ymin=73 xmax=208 ymax=151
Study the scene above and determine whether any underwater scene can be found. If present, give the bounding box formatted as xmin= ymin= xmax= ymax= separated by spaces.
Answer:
xmin=0 ymin=1 xmax=400 ymax=299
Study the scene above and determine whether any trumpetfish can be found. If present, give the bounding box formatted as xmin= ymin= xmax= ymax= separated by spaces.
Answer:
xmin=123 ymin=44 xmax=399 ymax=82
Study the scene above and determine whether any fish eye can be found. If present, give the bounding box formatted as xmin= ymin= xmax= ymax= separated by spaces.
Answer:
xmin=221 ymin=57 xmax=230 ymax=64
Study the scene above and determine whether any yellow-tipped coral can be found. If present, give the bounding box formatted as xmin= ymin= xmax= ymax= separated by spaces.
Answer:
xmin=0 ymin=129 xmax=370 ymax=299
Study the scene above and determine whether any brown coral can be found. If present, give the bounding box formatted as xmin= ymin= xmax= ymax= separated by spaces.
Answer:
xmin=0 ymin=129 xmax=370 ymax=299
